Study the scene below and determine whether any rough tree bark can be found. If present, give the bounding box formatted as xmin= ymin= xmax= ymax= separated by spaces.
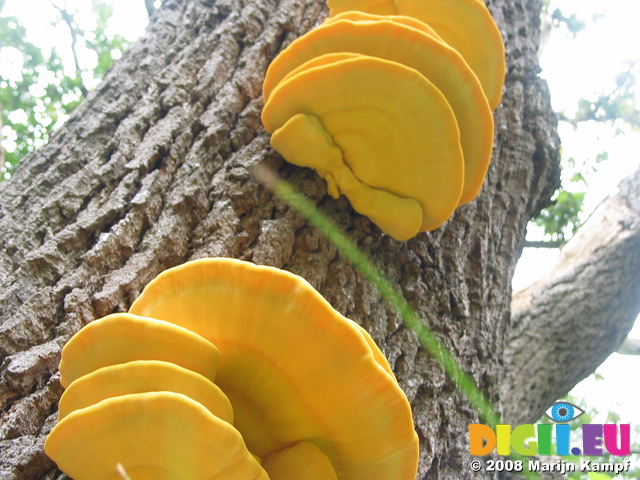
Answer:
xmin=0 ymin=0 xmax=594 ymax=478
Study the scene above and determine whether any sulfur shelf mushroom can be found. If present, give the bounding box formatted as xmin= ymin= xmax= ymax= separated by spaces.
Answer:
xmin=262 ymin=15 xmax=493 ymax=206
xmin=327 ymin=0 xmax=506 ymax=110
xmin=348 ymin=318 xmax=396 ymax=378
xmin=45 ymin=392 xmax=269 ymax=480
xmin=324 ymin=10 xmax=444 ymax=41
xmin=263 ymin=55 xmax=464 ymax=240
xmin=57 ymin=360 xmax=234 ymax=423
xmin=326 ymin=0 xmax=396 ymax=15
xmin=129 ymin=258 xmax=419 ymax=480
xmin=263 ymin=441 xmax=338 ymax=480
xmin=58 ymin=313 xmax=221 ymax=388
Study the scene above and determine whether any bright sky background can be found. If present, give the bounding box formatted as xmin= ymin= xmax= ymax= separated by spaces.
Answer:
xmin=1 ymin=0 xmax=149 ymax=74
xmin=2 ymin=0 xmax=640 ymax=424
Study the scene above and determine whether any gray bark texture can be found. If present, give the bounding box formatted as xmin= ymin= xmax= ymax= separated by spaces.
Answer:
xmin=0 ymin=0 xmax=583 ymax=478
xmin=503 ymin=168 xmax=640 ymax=425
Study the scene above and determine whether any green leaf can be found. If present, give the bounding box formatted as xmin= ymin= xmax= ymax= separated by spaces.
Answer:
xmin=588 ymin=473 xmax=612 ymax=480
xmin=533 ymin=190 xmax=585 ymax=244
xmin=0 ymin=1 xmax=129 ymax=179
xmin=551 ymin=8 xmax=587 ymax=36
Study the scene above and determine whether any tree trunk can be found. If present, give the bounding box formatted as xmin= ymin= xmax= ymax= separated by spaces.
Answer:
xmin=0 ymin=0 xmax=563 ymax=478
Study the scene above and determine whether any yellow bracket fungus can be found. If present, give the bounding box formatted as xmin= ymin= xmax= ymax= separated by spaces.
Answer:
xmin=46 ymin=392 xmax=267 ymax=480
xmin=262 ymin=14 xmax=493 ymax=207
xmin=327 ymin=0 xmax=506 ymax=110
xmin=129 ymin=258 xmax=419 ymax=479
xmin=46 ymin=258 xmax=419 ymax=480
xmin=270 ymin=112 xmax=426 ymax=241
xmin=263 ymin=441 xmax=338 ymax=480
xmin=57 ymin=360 xmax=234 ymax=423
xmin=261 ymin=1 xmax=505 ymax=240
xmin=58 ymin=313 xmax=221 ymax=388
xmin=263 ymin=55 xmax=464 ymax=241
xmin=324 ymin=11 xmax=444 ymax=40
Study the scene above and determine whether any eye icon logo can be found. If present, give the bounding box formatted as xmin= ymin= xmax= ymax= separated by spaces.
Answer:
xmin=545 ymin=401 xmax=585 ymax=422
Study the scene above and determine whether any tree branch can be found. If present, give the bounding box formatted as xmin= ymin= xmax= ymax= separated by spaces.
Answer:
xmin=617 ymin=336 xmax=640 ymax=355
xmin=523 ymin=240 xmax=564 ymax=249
xmin=50 ymin=1 xmax=89 ymax=97
xmin=502 ymin=167 xmax=640 ymax=424
xmin=145 ymin=0 xmax=156 ymax=17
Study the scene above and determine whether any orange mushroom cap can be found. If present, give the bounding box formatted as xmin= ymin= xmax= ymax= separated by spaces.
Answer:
xmin=327 ymin=0 xmax=506 ymax=110
xmin=58 ymin=313 xmax=221 ymax=388
xmin=263 ymin=441 xmax=338 ymax=480
xmin=45 ymin=392 xmax=268 ymax=480
xmin=263 ymin=55 xmax=464 ymax=239
xmin=323 ymin=11 xmax=444 ymax=41
xmin=57 ymin=360 xmax=234 ymax=424
xmin=262 ymin=15 xmax=493 ymax=206
xmin=129 ymin=258 xmax=419 ymax=480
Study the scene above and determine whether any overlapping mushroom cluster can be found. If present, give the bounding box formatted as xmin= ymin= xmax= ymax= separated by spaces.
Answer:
xmin=261 ymin=0 xmax=505 ymax=241
xmin=45 ymin=258 xmax=419 ymax=480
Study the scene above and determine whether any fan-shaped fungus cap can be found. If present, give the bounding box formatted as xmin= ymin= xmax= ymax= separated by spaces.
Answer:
xmin=262 ymin=15 xmax=493 ymax=206
xmin=324 ymin=10 xmax=443 ymax=40
xmin=45 ymin=392 xmax=268 ymax=480
xmin=328 ymin=10 xmax=443 ymax=38
xmin=129 ymin=258 xmax=419 ymax=480
xmin=327 ymin=0 xmax=506 ymax=110
xmin=263 ymin=55 xmax=463 ymax=240
xmin=263 ymin=441 xmax=338 ymax=480
xmin=58 ymin=313 xmax=221 ymax=388
xmin=57 ymin=360 xmax=234 ymax=423
xmin=327 ymin=0 xmax=396 ymax=15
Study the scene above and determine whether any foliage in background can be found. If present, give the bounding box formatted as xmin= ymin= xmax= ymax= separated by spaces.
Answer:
xmin=558 ymin=60 xmax=639 ymax=131
xmin=0 ymin=0 xmax=129 ymax=180
xmin=530 ymin=3 xmax=639 ymax=247
xmin=532 ymin=152 xmax=608 ymax=245
xmin=0 ymin=11 xmax=80 ymax=179
xmin=543 ymin=2 xmax=589 ymax=36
